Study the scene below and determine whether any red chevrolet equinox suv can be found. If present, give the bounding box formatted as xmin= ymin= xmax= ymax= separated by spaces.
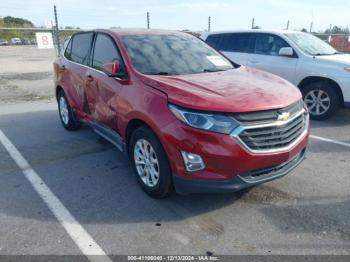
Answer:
xmin=54 ymin=29 xmax=309 ymax=198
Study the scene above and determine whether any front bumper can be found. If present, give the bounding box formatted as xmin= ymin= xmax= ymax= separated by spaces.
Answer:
xmin=173 ymin=148 xmax=306 ymax=194
xmin=158 ymin=114 xmax=309 ymax=194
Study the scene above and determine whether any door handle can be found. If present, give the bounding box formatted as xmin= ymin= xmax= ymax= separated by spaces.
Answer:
xmin=59 ymin=65 xmax=66 ymax=70
xmin=249 ymin=60 xmax=259 ymax=64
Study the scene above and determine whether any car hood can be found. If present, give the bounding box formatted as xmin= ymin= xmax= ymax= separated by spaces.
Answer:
xmin=140 ymin=67 xmax=301 ymax=113
xmin=315 ymin=54 xmax=350 ymax=65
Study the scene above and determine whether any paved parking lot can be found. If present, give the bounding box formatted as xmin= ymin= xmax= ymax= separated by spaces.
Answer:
xmin=0 ymin=47 xmax=349 ymax=258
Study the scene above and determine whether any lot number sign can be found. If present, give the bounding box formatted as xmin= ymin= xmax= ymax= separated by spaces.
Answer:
xmin=36 ymin=32 xmax=54 ymax=49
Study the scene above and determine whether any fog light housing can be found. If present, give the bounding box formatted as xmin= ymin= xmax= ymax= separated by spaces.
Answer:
xmin=181 ymin=151 xmax=205 ymax=172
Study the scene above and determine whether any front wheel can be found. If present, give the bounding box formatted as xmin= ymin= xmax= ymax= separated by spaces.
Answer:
xmin=302 ymin=82 xmax=339 ymax=121
xmin=129 ymin=126 xmax=173 ymax=198
xmin=57 ymin=90 xmax=81 ymax=130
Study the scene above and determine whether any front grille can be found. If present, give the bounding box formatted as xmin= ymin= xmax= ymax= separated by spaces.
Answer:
xmin=239 ymin=113 xmax=306 ymax=151
xmin=233 ymin=99 xmax=304 ymax=126
xmin=233 ymin=100 xmax=307 ymax=152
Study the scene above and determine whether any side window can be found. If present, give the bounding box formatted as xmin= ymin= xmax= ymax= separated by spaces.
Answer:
xmin=206 ymin=33 xmax=251 ymax=53
xmin=225 ymin=33 xmax=251 ymax=53
xmin=217 ymin=34 xmax=232 ymax=51
xmin=92 ymin=34 xmax=121 ymax=71
xmin=64 ymin=38 xmax=72 ymax=59
xmin=206 ymin=34 xmax=222 ymax=50
xmin=254 ymin=34 xmax=290 ymax=56
xmin=70 ymin=32 xmax=94 ymax=65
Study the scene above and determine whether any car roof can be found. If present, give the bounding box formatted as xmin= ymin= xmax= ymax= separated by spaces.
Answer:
xmin=95 ymin=28 xmax=188 ymax=37
xmin=202 ymin=29 xmax=306 ymax=38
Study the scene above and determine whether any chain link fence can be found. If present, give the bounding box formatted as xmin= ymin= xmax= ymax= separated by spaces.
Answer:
xmin=0 ymin=27 xmax=82 ymax=55
xmin=1 ymin=28 xmax=349 ymax=55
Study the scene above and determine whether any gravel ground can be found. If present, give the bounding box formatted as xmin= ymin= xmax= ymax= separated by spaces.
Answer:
xmin=0 ymin=46 xmax=56 ymax=104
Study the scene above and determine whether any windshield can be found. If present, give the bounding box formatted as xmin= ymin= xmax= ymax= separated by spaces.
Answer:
xmin=286 ymin=33 xmax=338 ymax=56
xmin=121 ymin=34 xmax=233 ymax=75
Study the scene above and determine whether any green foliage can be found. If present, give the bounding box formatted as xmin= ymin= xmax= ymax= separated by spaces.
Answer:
xmin=0 ymin=16 xmax=35 ymax=41
xmin=1 ymin=16 xmax=34 ymax=28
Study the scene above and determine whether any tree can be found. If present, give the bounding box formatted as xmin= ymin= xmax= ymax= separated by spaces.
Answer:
xmin=2 ymin=16 xmax=34 ymax=27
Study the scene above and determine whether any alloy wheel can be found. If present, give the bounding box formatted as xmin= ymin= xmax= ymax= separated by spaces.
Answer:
xmin=59 ymin=96 xmax=69 ymax=125
xmin=304 ymin=89 xmax=331 ymax=116
xmin=134 ymin=139 xmax=160 ymax=188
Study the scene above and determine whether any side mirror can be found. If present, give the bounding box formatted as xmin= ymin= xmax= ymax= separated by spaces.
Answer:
xmin=102 ymin=62 xmax=119 ymax=77
xmin=279 ymin=47 xmax=294 ymax=57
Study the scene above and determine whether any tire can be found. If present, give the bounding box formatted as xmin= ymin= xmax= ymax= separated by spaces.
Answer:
xmin=302 ymin=82 xmax=339 ymax=121
xmin=129 ymin=126 xmax=173 ymax=198
xmin=57 ymin=90 xmax=81 ymax=130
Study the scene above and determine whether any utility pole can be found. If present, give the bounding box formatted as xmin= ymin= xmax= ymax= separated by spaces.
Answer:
xmin=208 ymin=16 xmax=211 ymax=32
xmin=251 ymin=18 xmax=255 ymax=29
xmin=286 ymin=20 xmax=290 ymax=30
xmin=309 ymin=9 xmax=314 ymax=33
xmin=53 ymin=5 xmax=61 ymax=56
xmin=147 ymin=12 xmax=150 ymax=29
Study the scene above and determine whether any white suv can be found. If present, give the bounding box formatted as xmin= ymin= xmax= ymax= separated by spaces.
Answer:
xmin=202 ymin=30 xmax=350 ymax=120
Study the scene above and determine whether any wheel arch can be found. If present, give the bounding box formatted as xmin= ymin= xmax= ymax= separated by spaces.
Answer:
xmin=125 ymin=118 xmax=154 ymax=154
xmin=124 ymin=117 xmax=175 ymax=173
xmin=298 ymin=76 xmax=344 ymax=107
xmin=55 ymin=85 xmax=64 ymax=100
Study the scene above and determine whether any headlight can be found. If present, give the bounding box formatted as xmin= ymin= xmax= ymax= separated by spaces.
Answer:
xmin=345 ymin=67 xmax=350 ymax=72
xmin=169 ymin=104 xmax=239 ymax=134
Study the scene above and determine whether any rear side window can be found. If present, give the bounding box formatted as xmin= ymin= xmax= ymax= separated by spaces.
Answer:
xmin=92 ymin=34 xmax=121 ymax=70
xmin=254 ymin=34 xmax=290 ymax=56
xmin=206 ymin=34 xmax=222 ymax=49
xmin=206 ymin=33 xmax=251 ymax=53
xmin=70 ymin=32 xmax=94 ymax=65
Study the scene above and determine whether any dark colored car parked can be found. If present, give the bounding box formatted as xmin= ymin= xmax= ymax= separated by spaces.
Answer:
xmin=54 ymin=29 xmax=309 ymax=198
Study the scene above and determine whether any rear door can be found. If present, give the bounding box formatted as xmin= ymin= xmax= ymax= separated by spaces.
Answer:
xmin=85 ymin=33 xmax=126 ymax=129
xmin=247 ymin=33 xmax=298 ymax=82
xmin=62 ymin=32 xmax=94 ymax=115
xmin=206 ymin=33 xmax=252 ymax=65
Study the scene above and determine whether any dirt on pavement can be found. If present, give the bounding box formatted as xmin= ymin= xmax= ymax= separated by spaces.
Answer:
xmin=0 ymin=46 xmax=57 ymax=105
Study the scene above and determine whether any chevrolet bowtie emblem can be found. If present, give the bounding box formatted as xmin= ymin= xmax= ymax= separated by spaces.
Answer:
xmin=277 ymin=112 xmax=291 ymax=121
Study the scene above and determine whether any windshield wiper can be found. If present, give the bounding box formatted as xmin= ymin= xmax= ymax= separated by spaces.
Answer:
xmin=314 ymin=52 xmax=340 ymax=56
xmin=145 ymin=71 xmax=169 ymax=75
xmin=202 ymin=68 xmax=228 ymax=73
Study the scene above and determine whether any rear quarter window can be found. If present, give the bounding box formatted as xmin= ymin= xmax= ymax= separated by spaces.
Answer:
xmin=64 ymin=39 xmax=72 ymax=59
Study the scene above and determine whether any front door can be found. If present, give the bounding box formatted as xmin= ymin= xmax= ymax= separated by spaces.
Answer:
xmin=247 ymin=33 xmax=298 ymax=83
xmin=85 ymin=33 xmax=126 ymax=130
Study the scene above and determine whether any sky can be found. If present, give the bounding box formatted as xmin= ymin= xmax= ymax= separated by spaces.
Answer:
xmin=1 ymin=0 xmax=349 ymax=32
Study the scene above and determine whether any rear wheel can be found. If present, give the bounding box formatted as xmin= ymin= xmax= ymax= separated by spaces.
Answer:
xmin=302 ymin=82 xmax=339 ymax=120
xmin=129 ymin=126 xmax=173 ymax=198
xmin=57 ymin=90 xmax=81 ymax=130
